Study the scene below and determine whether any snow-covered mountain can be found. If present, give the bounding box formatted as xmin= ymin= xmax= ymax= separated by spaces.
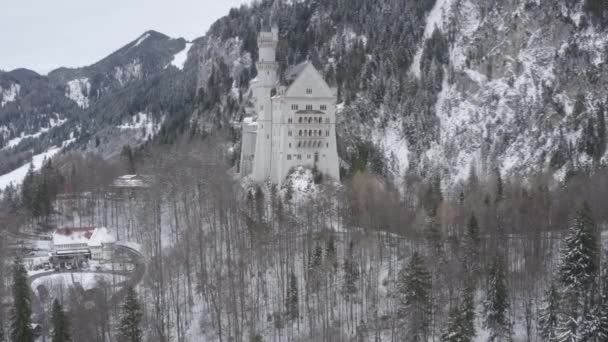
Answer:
xmin=0 ymin=30 xmax=196 ymax=185
xmin=1 ymin=0 xmax=607 ymax=190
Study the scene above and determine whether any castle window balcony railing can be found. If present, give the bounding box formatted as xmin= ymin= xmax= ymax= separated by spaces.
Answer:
xmin=295 ymin=109 xmax=324 ymax=115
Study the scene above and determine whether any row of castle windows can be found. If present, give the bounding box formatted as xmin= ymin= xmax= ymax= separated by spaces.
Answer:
xmin=298 ymin=140 xmax=326 ymax=148
xmin=287 ymin=117 xmax=330 ymax=124
xmin=287 ymin=129 xmax=330 ymax=137
xmin=287 ymin=141 xmax=330 ymax=149
xmin=287 ymin=152 xmax=322 ymax=161
xmin=290 ymin=104 xmax=328 ymax=111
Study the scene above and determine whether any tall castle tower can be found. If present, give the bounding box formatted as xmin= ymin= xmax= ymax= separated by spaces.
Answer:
xmin=251 ymin=24 xmax=279 ymax=182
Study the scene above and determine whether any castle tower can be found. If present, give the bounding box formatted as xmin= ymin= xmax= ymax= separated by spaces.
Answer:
xmin=251 ymin=24 xmax=279 ymax=182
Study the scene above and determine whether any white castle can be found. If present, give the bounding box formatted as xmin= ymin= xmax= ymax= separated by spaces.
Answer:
xmin=239 ymin=25 xmax=340 ymax=186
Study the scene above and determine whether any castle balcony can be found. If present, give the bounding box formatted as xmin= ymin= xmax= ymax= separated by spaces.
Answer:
xmin=258 ymin=32 xmax=276 ymax=42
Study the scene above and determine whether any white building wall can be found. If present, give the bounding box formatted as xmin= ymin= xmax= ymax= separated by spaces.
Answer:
xmin=239 ymin=120 xmax=257 ymax=175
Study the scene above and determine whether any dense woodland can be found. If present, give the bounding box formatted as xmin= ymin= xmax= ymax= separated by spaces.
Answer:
xmin=0 ymin=134 xmax=608 ymax=341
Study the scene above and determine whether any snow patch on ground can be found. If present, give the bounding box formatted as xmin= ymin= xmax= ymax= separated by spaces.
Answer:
xmin=117 ymin=112 xmax=163 ymax=140
xmin=171 ymin=42 xmax=193 ymax=70
xmin=282 ymin=166 xmax=320 ymax=204
xmin=31 ymin=272 xmax=127 ymax=292
xmin=66 ymin=78 xmax=90 ymax=108
xmin=372 ymin=118 xmax=409 ymax=186
xmin=1 ymin=83 xmax=20 ymax=107
xmin=0 ymin=146 xmax=61 ymax=190
xmin=410 ymin=0 xmax=454 ymax=77
xmin=114 ymin=59 xmax=142 ymax=86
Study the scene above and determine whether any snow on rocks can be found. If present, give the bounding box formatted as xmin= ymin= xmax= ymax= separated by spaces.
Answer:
xmin=2 ymin=114 xmax=67 ymax=150
xmin=410 ymin=0 xmax=455 ymax=77
xmin=133 ymin=32 xmax=151 ymax=47
xmin=0 ymin=83 xmax=21 ymax=107
xmin=66 ymin=78 xmax=90 ymax=108
xmin=171 ymin=42 xmax=193 ymax=70
xmin=117 ymin=112 xmax=163 ymax=140
xmin=114 ymin=59 xmax=142 ymax=86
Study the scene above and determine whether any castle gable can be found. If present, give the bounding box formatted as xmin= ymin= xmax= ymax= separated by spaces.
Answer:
xmin=285 ymin=63 xmax=334 ymax=99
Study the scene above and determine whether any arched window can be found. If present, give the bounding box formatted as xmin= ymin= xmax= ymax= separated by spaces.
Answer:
xmin=318 ymin=130 xmax=322 ymax=136
xmin=299 ymin=130 xmax=302 ymax=136
xmin=297 ymin=141 xmax=301 ymax=148
xmin=299 ymin=117 xmax=302 ymax=123
xmin=308 ymin=117 xmax=312 ymax=124
xmin=308 ymin=129 xmax=312 ymax=136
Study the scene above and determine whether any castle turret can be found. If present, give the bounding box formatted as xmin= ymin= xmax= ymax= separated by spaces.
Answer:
xmin=251 ymin=25 xmax=279 ymax=182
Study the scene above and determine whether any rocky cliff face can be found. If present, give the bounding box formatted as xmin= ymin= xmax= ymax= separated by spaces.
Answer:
xmin=417 ymin=0 xmax=608 ymax=185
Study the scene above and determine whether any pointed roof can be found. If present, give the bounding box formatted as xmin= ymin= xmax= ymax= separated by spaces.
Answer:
xmin=284 ymin=62 xmax=334 ymax=99
xmin=285 ymin=61 xmax=310 ymax=82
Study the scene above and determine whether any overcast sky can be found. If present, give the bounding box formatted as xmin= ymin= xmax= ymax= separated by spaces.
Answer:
xmin=0 ymin=0 xmax=250 ymax=74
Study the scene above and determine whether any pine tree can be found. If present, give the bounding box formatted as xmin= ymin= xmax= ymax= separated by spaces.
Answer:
xmin=538 ymin=282 xmax=561 ymax=341
xmin=10 ymin=257 xmax=33 ymax=342
xmin=325 ymin=235 xmax=337 ymax=271
xmin=441 ymin=280 xmax=476 ymax=342
xmin=463 ymin=213 xmax=481 ymax=277
xmin=285 ymin=272 xmax=299 ymax=321
xmin=426 ymin=217 xmax=443 ymax=256
xmin=117 ymin=287 xmax=143 ymax=342
xmin=51 ymin=299 xmax=70 ymax=342
xmin=398 ymin=252 xmax=432 ymax=340
xmin=483 ymin=255 xmax=511 ymax=341
xmin=581 ymin=250 xmax=608 ymax=341
xmin=21 ymin=163 xmax=36 ymax=214
xmin=557 ymin=203 xmax=599 ymax=341
xmin=120 ymin=145 xmax=136 ymax=174
xmin=461 ymin=280 xmax=476 ymax=340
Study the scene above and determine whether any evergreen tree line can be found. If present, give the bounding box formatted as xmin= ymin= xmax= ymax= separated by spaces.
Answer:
xmin=20 ymin=158 xmax=64 ymax=219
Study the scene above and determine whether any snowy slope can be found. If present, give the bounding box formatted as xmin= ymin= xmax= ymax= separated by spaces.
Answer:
xmin=0 ymin=146 xmax=61 ymax=189
xmin=2 ymin=115 xmax=66 ymax=150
